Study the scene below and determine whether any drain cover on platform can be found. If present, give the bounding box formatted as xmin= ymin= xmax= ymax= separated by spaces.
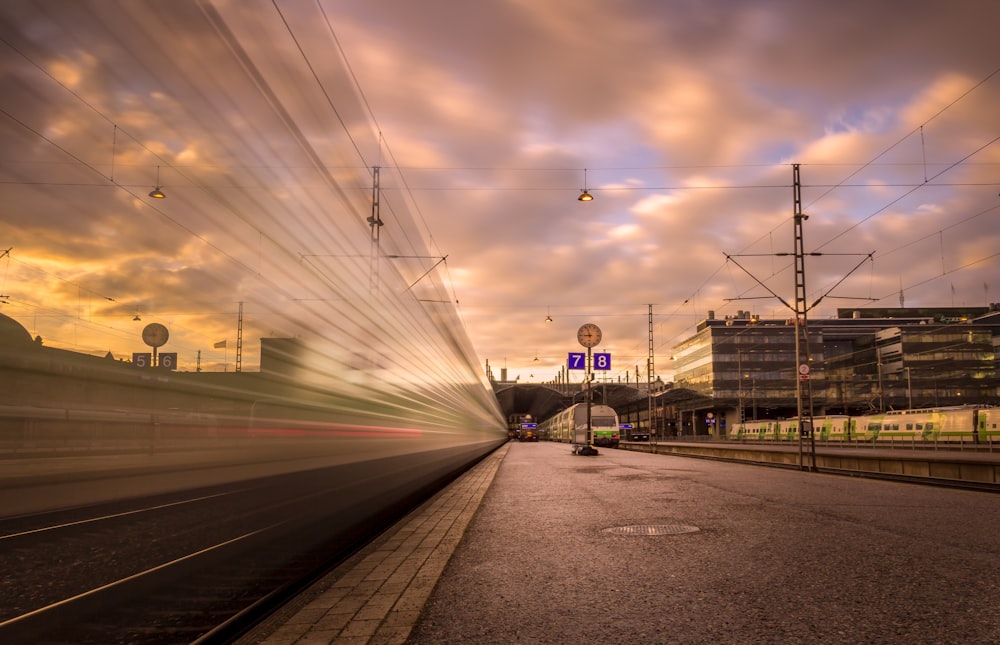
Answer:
xmin=602 ymin=524 xmax=700 ymax=536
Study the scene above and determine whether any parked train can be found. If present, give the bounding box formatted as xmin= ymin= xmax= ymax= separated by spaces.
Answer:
xmin=507 ymin=413 xmax=539 ymax=441
xmin=540 ymin=403 xmax=620 ymax=448
xmin=730 ymin=405 xmax=1000 ymax=444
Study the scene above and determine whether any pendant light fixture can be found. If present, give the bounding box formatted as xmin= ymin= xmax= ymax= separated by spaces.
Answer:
xmin=148 ymin=165 xmax=165 ymax=198
xmin=578 ymin=168 xmax=594 ymax=201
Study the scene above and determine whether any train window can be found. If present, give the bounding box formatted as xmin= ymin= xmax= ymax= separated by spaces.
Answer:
xmin=916 ymin=423 xmax=923 ymax=430
xmin=905 ymin=424 xmax=913 ymax=430
xmin=926 ymin=422 xmax=934 ymax=430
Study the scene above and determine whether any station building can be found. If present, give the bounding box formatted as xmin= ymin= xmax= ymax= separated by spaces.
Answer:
xmin=629 ymin=305 xmax=1000 ymax=439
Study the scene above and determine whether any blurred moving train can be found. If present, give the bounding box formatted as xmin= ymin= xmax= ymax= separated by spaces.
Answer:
xmin=540 ymin=403 xmax=620 ymax=449
xmin=0 ymin=313 xmax=508 ymax=640
xmin=730 ymin=405 xmax=1000 ymax=444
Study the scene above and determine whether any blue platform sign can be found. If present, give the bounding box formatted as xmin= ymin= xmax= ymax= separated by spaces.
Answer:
xmin=568 ymin=352 xmax=612 ymax=370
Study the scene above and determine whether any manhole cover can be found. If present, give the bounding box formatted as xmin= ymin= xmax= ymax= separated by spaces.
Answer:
xmin=602 ymin=524 xmax=700 ymax=536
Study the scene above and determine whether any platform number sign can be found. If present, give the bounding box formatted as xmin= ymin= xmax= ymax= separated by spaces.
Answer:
xmin=567 ymin=352 xmax=611 ymax=370
xmin=132 ymin=351 xmax=178 ymax=370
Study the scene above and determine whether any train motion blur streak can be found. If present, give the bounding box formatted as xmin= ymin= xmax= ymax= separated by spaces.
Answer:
xmin=0 ymin=2 xmax=508 ymax=640
xmin=0 ymin=445 xmax=501 ymax=642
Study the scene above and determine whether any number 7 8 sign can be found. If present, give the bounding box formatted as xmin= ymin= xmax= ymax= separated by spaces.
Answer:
xmin=568 ymin=352 xmax=611 ymax=370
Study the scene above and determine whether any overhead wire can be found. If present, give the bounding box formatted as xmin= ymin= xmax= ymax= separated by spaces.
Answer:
xmin=313 ymin=0 xmax=477 ymax=350
xmin=0 ymin=6 xmax=429 ymax=378
xmin=649 ymin=66 xmax=1000 ymax=369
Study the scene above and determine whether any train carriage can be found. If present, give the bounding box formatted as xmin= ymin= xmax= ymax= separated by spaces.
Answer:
xmin=606 ymin=405 xmax=1000 ymax=447
xmin=978 ymin=407 xmax=1000 ymax=444
xmin=507 ymin=413 xmax=536 ymax=441
xmin=814 ymin=415 xmax=852 ymax=441
xmin=850 ymin=413 xmax=885 ymax=441
xmin=856 ymin=410 xmax=926 ymax=442
xmin=852 ymin=406 xmax=979 ymax=443
xmin=730 ymin=406 xmax=992 ymax=445
xmin=735 ymin=420 xmax=774 ymax=441
xmin=540 ymin=403 xmax=620 ymax=448
xmin=774 ymin=419 xmax=798 ymax=441
xmin=926 ymin=407 xmax=977 ymax=442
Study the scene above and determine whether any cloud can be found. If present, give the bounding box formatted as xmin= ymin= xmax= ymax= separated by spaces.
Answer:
xmin=0 ymin=0 xmax=997 ymax=390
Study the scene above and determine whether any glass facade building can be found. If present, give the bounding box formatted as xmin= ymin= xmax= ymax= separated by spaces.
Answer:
xmin=663 ymin=307 xmax=999 ymax=437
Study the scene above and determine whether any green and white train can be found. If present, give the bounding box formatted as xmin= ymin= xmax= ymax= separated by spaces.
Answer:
xmin=540 ymin=403 xmax=620 ymax=449
xmin=730 ymin=405 xmax=1000 ymax=444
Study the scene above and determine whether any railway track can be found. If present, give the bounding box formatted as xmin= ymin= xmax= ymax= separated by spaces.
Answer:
xmin=0 ymin=450 xmax=484 ymax=644
xmin=2 ymin=482 xmax=362 ymax=643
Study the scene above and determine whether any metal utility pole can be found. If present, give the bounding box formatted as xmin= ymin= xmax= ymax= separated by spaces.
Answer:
xmin=726 ymin=165 xmax=871 ymax=471
xmin=576 ymin=323 xmax=601 ymax=455
xmin=792 ymin=164 xmax=816 ymax=471
xmin=648 ymin=304 xmax=654 ymax=444
xmin=368 ymin=165 xmax=383 ymax=293
xmin=737 ymin=348 xmax=745 ymax=424
xmin=586 ymin=346 xmax=592 ymax=448
xmin=236 ymin=301 xmax=244 ymax=373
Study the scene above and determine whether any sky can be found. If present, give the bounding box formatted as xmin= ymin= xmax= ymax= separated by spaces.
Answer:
xmin=1 ymin=0 xmax=998 ymax=389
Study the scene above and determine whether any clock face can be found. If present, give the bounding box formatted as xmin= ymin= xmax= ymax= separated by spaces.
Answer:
xmin=577 ymin=323 xmax=602 ymax=348
xmin=142 ymin=323 xmax=169 ymax=348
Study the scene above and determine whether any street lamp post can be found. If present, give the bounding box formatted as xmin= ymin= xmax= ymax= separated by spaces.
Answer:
xmin=737 ymin=348 xmax=745 ymax=425
xmin=647 ymin=357 xmax=653 ymax=445
xmin=586 ymin=347 xmax=592 ymax=447
xmin=877 ymin=360 xmax=885 ymax=413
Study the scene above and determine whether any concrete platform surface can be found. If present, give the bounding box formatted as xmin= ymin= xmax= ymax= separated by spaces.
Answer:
xmin=245 ymin=440 xmax=1000 ymax=644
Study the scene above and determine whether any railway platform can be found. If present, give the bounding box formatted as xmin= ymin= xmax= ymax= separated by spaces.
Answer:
xmin=239 ymin=440 xmax=1000 ymax=644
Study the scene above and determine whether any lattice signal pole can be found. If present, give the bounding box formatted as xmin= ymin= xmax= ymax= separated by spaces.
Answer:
xmin=726 ymin=165 xmax=870 ymax=471
xmin=647 ymin=304 xmax=654 ymax=378
xmin=648 ymin=304 xmax=655 ymax=446
xmin=368 ymin=166 xmax=384 ymax=294
xmin=236 ymin=300 xmax=244 ymax=373
xmin=792 ymin=164 xmax=816 ymax=471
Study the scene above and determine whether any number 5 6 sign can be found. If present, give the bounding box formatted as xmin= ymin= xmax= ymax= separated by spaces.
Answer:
xmin=568 ymin=352 xmax=611 ymax=371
